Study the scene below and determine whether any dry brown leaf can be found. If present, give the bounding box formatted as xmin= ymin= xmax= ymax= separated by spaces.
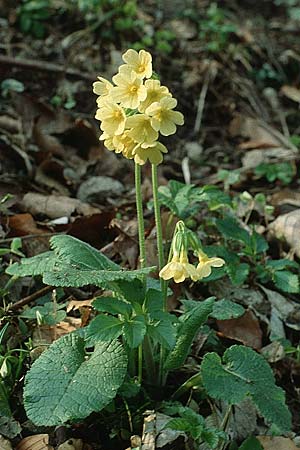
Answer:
xmin=0 ymin=435 xmax=13 ymax=450
xmin=7 ymin=213 xmax=44 ymax=236
xmin=57 ymin=438 xmax=83 ymax=450
xmin=242 ymin=147 xmax=297 ymax=170
xmin=270 ymin=190 xmax=300 ymax=208
xmin=67 ymin=299 xmax=93 ymax=312
xmin=281 ymin=85 xmax=300 ymax=103
xmin=32 ymin=318 xmax=82 ymax=348
xmin=268 ymin=209 xmax=300 ymax=257
xmin=22 ymin=193 xmax=100 ymax=219
xmin=16 ymin=434 xmax=54 ymax=450
xmin=257 ymin=436 xmax=298 ymax=450
xmin=217 ymin=309 xmax=262 ymax=349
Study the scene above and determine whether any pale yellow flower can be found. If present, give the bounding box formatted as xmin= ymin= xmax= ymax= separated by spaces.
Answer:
xmin=93 ymin=77 xmax=113 ymax=107
xmin=113 ymin=131 xmax=136 ymax=159
xmin=126 ymin=114 xmax=158 ymax=145
xmin=95 ymin=102 xmax=126 ymax=136
xmin=133 ymin=141 xmax=167 ymax=166
xmin=122 ymin=49 xmax=152 ymax=79
xmin=99 ymin=132 xmax=115 ymax=151
xmin=112 ymin=66 xmax=147 ymax=109
xmin=146 ymin=96 xmax=184 ymax=136
xmin=159 ymin=252 xmax=199 ymax=283
xmin=196 ymin=254 xmax=225 ymax=279
xmin=138 ymin=79 xmax=171 ymax=113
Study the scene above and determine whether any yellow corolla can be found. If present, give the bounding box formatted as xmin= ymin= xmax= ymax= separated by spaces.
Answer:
xmin=93 ymin=76 xmax=113 ymax=96
xmin=122 ymin=49 xmax=152 ymax=79
xmin=126 ymin=114 xmax=158 ymax=145
xmin=95 ymin=102 xmax=126 ymax=136
xmin=133 ymin=141 xmax=167 ymax=165
xmin=113 ymin=131 xmax=136 ymax=159
xmin=146 ymin=96 xmax=184 ymax=136
xmin=138 ymin=79 xmax=171 ymax=113
xmin=159 ymin=253 xmax=199 ymax=283
xmin=196 ymin=254 xmax=225 ymax=279
xmin=99 ymin=131 xmax=115 ymax=151
xmin=112 ymin=66 xmax=147 ymax=109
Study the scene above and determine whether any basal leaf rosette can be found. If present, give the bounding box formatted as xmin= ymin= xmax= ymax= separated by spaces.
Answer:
xmin=93 ymin=49 xmax=184 ymax=165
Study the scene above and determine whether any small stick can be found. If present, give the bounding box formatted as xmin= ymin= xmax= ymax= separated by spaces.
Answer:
xmin=0 ymin=55 xmax=95 ymax=81
xmin=7 ymin=285 xmax=54 ymax=311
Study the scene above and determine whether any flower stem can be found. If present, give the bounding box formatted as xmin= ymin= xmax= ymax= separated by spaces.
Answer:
xmin=135 ymin=163 xmax=146 ymax=269
xmin=151 ymin=164 xmax=165 ymax=297
xmin=135 ymin=163 xmax=146 ymax=384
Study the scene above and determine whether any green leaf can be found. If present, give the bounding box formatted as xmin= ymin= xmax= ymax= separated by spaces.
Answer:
xmin=50 ymin=235 xmax=120 ymax=271
xmin=0 ymin=415 xmax=21 ymax=439
xmin=92 ymin=297 xmax=132 ymax=316
xmin=123 ymin=316 xmax=146 ymax=348
xmin=143 ymin=288 xmax=163 ymax=312
xmin=226 ymin=262 xmax=250 ymax=286
xmin=239 ymin=436 xmax=263 ymax=450
xmin=24 ymin=334 xmax=127 ymax=425
xmin=116 ymin=279 xmax=145 ymax=304
xmin=201 ymin=345 xmax=291 ymax=432
xmin=273 ymin=270 xmax=299 ymax=293
xmin=147 ymin=311 xmax=177 ymax=349
xmin=211 ymin=299 xmax=245 ymax=320
xmin=215 ymin=217 xmax=250 ymax=244
xmin=6 ymin=252 xmax=56 ymax=276
xmin=164 ymin=297 xmax=215 ymax=370
xmin=86 ymin=315 xmax=123 ymax=343
xmin=266 ymin=259 xmax=299 ymax=271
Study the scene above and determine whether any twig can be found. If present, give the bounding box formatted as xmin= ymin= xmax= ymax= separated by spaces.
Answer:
xmin=194 ymin=62 xmax=216 ymax=135
xmin=7 ymin=285 xmax=54 ymax=311
xmin=0 ymin=55 xmax=95 ymax=82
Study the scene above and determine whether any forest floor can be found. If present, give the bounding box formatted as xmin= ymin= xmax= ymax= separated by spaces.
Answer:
xmin=0 ymin=1 xmax=300 ymax=449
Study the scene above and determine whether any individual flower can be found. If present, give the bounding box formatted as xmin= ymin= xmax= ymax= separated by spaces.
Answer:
xmin=159 ymin=251 xmax=199 ymax=283
xmin=196 ymin=253 xmax=225 ymax=279
xmin=112 ymin=66 xmax=147 ymax=109
xmin=122 ymin=49 xmax=152 ymax=79
xmin=99 ymin=131 xmax=115 ymax=151
xmin=126 ymin=114 xmax=158 ymax=145
xmin=146 ymin=96 xmax=184 ymax=136
xmin=133 ymin=141 xmax=167 ymax=165
xmin=138 ymin=79 xmax=171 ymax=113
xmin=93 ymin=77 xmax=113 ymax=106
xmin=113 ymin=131 xmax=136 ymax=159
xmin=95 ymin=102 xmax=126 ymax=136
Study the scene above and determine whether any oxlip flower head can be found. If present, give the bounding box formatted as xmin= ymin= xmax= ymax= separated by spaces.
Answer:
xmin=122 ymin=49 xmax=152 ymax=79
xmin=196 ymin=252 xmax=225 ymax=279
xmin=146 ymin=96 xmax=184 ymax=136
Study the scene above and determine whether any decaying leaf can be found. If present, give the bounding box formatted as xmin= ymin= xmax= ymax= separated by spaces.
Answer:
xmin=16 ymin=434 xmax=54 ymax=450
xmin=141 ymin=411 xmax=184 ymax=449
xmin=261 ymin=341 xmax=285 ymax=363
xmin=257 ymin=436 xmax=298 ymax=450
xmin=57 ymin=438 xmax=83 ymax=450
xmin=281 ymin=85 xmax=300 ymax=103
xmin=22 ymin=193 xmax=100 ymax=219
xmin=217 ymin=309 xmax=262 ymax=349
xmin=66 ymin=299 xmax=93 ymax=312
xmin=268 ymin=209 xmax=300 ymax=257
xmin=242 ymin=147 xmax=297 ymax=170
xmin=0 ymin=435 xmax=13 ymax=450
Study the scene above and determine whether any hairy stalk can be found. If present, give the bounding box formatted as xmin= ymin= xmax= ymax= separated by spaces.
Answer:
xmin=135 ymin=163 xmax=146 ymax=383
xmin=151 ymin=164 xmax=167 ymax=385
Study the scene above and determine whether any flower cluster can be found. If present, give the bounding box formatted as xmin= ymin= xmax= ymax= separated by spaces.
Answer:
xmin=159 ymin=221 xmax=225 ymax=283
xmin=93 ymin=49 xmax=184 ymax=165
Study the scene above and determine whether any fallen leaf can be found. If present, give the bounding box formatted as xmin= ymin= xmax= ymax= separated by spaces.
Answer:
xmin=77 ymin=176 xmax=124 ymax=203
xmin=217 ymin=309 xmax=262 ymax=349
xmin=32 ymin=317 xmax=82 ymax=351
xmin=35 ymin=159 xmax=70 ymax=196
xmin=57 ymin=438 xmax=83 ymax=450
xmin=229 ymin=398 xmax=257 ymax=441
xmin=110 ymin=218 xmax=139 ymax=268
xmin=16 ymin=434 xmax=54 ymax=450
xmin=242 ymin=147 xmax=297 ymax=170
xmin=257 ymin=436 xmax=298 ymax=450
xmin=281 ymin=85 xmax=300 ymax=103
xmin=260 ymin=285 xmax=300 ymax=331
xmin=7 ymin=213 xmax=44 ymax=236
xmin=268 ymin=209 xmax=300 ymax=257
xmin=261 ymin=341 xmax=285 ymax=363
xmin=67 ymin=299 xmax=93 ymax=312
xmin=0 ymin=435 xmax=13 ymax=450
xmin=22 ymin=192 xmax=100 ymax=219
xmin=141 ymin=411 xmax=184 ymax=449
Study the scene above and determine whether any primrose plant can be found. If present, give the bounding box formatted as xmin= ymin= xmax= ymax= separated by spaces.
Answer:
xmin=7 ymin=49 xmax=291 ymax=445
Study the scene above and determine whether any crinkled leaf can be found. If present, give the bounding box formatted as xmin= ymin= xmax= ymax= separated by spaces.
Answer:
xmin=92 ymin=297 xmax=132 ymax=316
xmin=148 ymin=311 xmax=177 ymax=349
xmin=226 ymin=262 xmax=250 ymax=286
xmin=42 ymin=263 xmax=154 ymax=287
xmin=211 ymin=299 xmax=245 ymax=320
xmin=86 ymin=315 xmax=123 ymax=343
xmin=6 ymin=252 xmax=56 ymax=276
xmin=273 ymin=270 xmax=299 ymax=293
xmin=144 ymin=288 xmax=163 ymax=312
xmin=24 ymin=334 xmax=127 ymax=425
xmin=164 ymin=297 xmax=215 ymax=370
xmin=201 ymin=345 xmax=291 ymax=432
xmin=50 ymin=235 xmax=120 ymax=271
xmin=123 ymin=316 xmax=146 ymax=348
